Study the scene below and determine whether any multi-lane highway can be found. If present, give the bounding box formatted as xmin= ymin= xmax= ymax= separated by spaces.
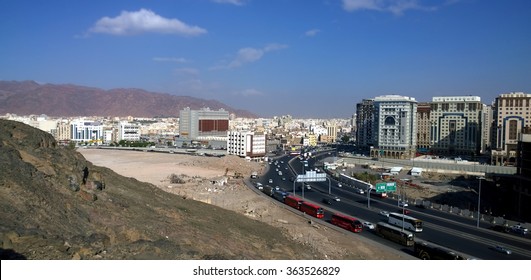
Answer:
xmin=252 ymin=152 xmax=531 ymax=260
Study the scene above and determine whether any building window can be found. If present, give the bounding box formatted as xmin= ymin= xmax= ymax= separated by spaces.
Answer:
xmin=508 ymin=120 xmax=518 ymax=140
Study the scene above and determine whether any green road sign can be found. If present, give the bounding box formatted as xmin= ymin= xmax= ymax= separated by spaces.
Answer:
xmin=385 ymin=182 xmax=397 ymax=192
xmin=375 ymin=182 xmax=397 ymax=193
xmin=375 ymin=182 xmax=387 ymax=193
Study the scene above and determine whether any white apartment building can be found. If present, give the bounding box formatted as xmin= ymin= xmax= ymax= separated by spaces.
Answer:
xmin=492 ymin=92 xmax=531 ymax=166
xmin=430 ymin=96 xmax=482 ymax=156
xmin=227 ymin=131 xmax=266 ymax=158
xmin=370 ymin=95 xmax=417 ymax=159
xmin=117 ymin=122 xmax=141 ymax=142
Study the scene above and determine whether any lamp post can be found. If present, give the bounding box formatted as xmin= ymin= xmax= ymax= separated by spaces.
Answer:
xmin=301 ymin=160 xmax=307 ymax=198
xmin=477 ymin=176 xmax=485 ymax=228
xmin=401 ymin=200 xmax=408 ymax=232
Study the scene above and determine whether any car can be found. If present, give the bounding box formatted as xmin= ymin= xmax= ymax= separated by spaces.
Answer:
xmin=402 ymin=208 xmax=411 ymax=215
xmin=415 ymin=204 xmax=426 ymax=209
xmin=255 ymin=183 xmax=263 ymax=190
xmin=282 ymin=177 xmax=286 ymax=181
xmin=362 ymin=221 xmax=375 ymax=230
xmin=398 ymin=201 xmax=408 ymax=207
xmin=492 ymin=245 xmax=512 ymax=255
xmin=268 ymin=179 xmax=273 ymax=184
xmin=333 ymin=196 xmax=340 ymax=202
xmin=510 ymin=224 xmax=528 ymax=235
xmin=321 ymin=198 xmax=332 ymax=205
xmin=337 ymin=183 xmax=342 ymax=188
xmin=489 ymin=225 xmax=510 ymax=233
xmin=354 ymin=188 xmax=364 ymax=194
xmin=379 ymin=211 xmax=390 ymax=217
xmin=305 ymin=184 xmax=312 ymax=190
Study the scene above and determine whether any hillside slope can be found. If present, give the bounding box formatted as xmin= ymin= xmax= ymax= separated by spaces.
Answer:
xmin=0 ymin=120 xmax=316 ymax=259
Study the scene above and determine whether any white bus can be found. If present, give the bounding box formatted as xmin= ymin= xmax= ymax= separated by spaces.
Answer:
xmin=388 ymin=212 xmax=423 ymax=232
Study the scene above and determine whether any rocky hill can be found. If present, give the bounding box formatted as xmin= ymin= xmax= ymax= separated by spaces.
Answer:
xmin=0 ymin=80 xmax=257 ymax=118
xmin=0 ymin=119 xmax=317 ymax=259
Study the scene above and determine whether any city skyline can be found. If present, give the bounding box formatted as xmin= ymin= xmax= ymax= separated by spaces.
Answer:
xmin=1 ymin=0 xmax=530 ymax=118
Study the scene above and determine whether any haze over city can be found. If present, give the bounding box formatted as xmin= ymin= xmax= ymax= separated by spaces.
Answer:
xmin=1 ymin=0 xmax=530 ymax=118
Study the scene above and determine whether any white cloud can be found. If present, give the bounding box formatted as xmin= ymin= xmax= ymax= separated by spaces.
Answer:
xmin=212 ymin=0 xmax=246 ymax=5
xmin=153 ymin=57 xmax=189 ymax=63
xmin=221 ymin=44 xmax=287 ymax=69
xmin=88 ymin=9 xmax=207 ymax=36
xmin=342 ymin=0 xmax=438 ymax=15
xmin=304 ymin=29 xmax=321 ymax=37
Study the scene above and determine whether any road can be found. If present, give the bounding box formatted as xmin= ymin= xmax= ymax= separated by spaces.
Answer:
xmin=254 ymin=152 xmax=531 ymax=260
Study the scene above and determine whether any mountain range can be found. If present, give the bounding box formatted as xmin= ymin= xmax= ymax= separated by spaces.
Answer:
xmin=0 ymin=80 xmax=257 ymax=118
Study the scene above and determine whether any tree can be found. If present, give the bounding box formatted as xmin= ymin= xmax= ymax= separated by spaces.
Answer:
xmin=341 ymin=135 xmax=350 ymax=143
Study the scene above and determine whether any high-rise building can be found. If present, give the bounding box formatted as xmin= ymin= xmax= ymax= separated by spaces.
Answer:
xmin=370 ymin=95 xmax=417 ymax=159
xmin=416 ymin=102 xmax=431 ymax=153
xmin=227 ymin=131 xmax=266 ymax=158
xmin=430 ymin=96 xmax=482 ymax=156
xmin=491 ymin=92 xmax=531 ymax=166
xmin=355 ymin=99 xmax=375 ymax=151
xmin=481 ymin=104 xmax=493 ymax=154
xmin=179 ymin=107 xmax=229 ymax=140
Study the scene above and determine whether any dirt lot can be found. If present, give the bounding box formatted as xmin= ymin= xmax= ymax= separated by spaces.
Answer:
xmin=79 ymin=148 xmax=413 ymax=259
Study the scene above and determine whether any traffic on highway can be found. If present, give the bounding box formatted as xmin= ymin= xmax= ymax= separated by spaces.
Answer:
xmin=249 ymin=150 xmax=531 ymax=260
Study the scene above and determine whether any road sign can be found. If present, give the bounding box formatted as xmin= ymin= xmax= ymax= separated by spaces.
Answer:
xmin=375 ymin=182 xmax=387 ymax=193
xmin=375 ymin=182 xmax=397 ymax=193
xmin=295 ymin=171 xmax=327 ymax=182
xmin=385 ymin=182 xmax=397 ymax=192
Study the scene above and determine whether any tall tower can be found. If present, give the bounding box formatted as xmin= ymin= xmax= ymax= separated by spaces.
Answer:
xmin=370 ymin=95 xmax=417 ymax=159
xmin=430 ymin=96 xmax=482 ymax=157
xmin=491 ymin=92 xmax=531 ymax=166
xmin=355 ymin=99 xmax=375 ymax=151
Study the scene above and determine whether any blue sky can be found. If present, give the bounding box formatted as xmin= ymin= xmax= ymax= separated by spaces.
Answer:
xmin=1 ymin=0 xmax=530 ymax=118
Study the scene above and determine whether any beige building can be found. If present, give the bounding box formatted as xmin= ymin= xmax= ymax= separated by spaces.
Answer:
xmin=430 ymin=96 xmax=482 ymax=156
xmin=54 ymin=119 xmax=71 ymax=143
xmin=491 ymin=92 xmax=531 ymax=166
xmin=326 ymin=123 xmax=338 ymax=142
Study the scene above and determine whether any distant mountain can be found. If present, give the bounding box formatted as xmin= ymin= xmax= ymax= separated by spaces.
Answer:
xmin=0 ymin=80 xmax=257 ymax=118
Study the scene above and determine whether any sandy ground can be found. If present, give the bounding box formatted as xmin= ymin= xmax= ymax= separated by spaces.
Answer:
xmin=79 ymin=148 xmax=414 ymax=259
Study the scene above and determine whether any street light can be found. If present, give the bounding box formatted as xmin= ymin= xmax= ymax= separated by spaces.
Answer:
xmin=476 ymin=176 xmax=485 ymax=228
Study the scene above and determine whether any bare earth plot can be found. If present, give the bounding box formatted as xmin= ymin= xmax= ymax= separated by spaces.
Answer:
xmin=79 ymin=148 xmax=413 ymax=260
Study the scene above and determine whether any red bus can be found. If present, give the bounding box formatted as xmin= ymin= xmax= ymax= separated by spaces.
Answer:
xmin=331 ymin=213 xmax=363 ymax=233
xmin=284 ymin=195 xmax=303 ymax=210
xmin=300 ymin=202 xmax=324 ymax=219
